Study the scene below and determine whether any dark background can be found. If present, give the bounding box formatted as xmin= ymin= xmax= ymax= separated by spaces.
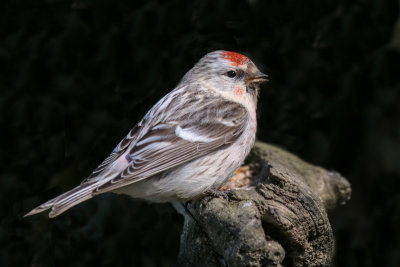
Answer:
xmin=1 ymin=0 xmax=399 ymax=266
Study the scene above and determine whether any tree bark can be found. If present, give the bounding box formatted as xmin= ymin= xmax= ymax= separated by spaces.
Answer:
xmin=177 ymin=141 xmax=351 ymax=267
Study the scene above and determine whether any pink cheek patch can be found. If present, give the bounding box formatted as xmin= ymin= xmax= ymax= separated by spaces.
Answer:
xmin=221 ymin=51 xmax=248 ymax=67
xmin=234 ymin=86 xmax=245 ymax=96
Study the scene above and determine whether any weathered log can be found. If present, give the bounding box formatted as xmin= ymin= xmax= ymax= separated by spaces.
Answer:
xmin=177 ymin=141 xmax=351 ymax=267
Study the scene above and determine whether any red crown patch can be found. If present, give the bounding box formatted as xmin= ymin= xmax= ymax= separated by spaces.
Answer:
xmin=220 ymin=51 xmax=248 ymax=67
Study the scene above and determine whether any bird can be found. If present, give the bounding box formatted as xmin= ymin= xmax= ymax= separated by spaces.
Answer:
xmin=25 ymin=50 xmax=268 ymax=218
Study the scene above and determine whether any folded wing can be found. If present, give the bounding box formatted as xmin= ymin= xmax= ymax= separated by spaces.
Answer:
xmin=25 ymin=87 xmax=249 ymax=217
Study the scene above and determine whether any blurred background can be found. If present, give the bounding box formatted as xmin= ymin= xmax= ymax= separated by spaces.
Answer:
xmin=1 ymin=0 xmax=399 ymax=266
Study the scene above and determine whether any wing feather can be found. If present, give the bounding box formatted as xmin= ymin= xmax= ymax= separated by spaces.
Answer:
xmin=81 ymin=125 xmax=141 ymax=184
xmin=95 ymin=99 xmax=248 ymax=193
xmin=25 ymin=85 xmax=250 ymax=218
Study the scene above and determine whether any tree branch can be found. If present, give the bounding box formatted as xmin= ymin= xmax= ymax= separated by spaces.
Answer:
xmin=177 ymin=141 xmax=351 ymax=267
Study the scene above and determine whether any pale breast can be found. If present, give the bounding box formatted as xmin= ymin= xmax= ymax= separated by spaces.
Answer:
xmin=114 ymin=109 xmax=257 ymax=202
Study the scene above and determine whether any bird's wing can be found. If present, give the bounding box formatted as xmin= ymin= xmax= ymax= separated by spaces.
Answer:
xmin=94 ymin=95 xmax=249 ymax=193
xmin=81 ymin=125 xmax=141 ymax=184
xmin=24 ymin=124 xmax=144 ymax=218
xmin=25 ymin=86 xmax=249 ymax=218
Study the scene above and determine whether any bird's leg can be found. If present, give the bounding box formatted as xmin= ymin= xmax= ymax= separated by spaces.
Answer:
xmin=208 ymin=188 xmax=230 ymax=200
xmin=200 ymin=189 xmax=230 ymax=205
xmin=182 ymin=201 xmax=201 ymax=225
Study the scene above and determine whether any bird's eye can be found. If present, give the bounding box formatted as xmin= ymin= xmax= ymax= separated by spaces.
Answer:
xmin=226 ymin=70 xmax=236 ymax=78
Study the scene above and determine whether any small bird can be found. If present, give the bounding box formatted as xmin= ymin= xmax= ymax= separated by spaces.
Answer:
xmin=25 ymin=50 xmax=268 ymax=218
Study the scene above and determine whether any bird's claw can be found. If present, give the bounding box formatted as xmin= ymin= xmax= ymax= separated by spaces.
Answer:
xmin=201 ymin=189 xmax=230 ymax=205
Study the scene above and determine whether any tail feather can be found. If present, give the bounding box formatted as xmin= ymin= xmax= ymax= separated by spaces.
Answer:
xmin=24 ymin=184 xmax=98 ymax=218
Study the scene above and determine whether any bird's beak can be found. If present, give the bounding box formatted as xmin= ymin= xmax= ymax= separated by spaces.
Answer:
xmin=246 ymin=71 xmax=269 ymax=84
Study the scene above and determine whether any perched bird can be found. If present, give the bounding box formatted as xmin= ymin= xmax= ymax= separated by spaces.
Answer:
xmin=25 ymin=50 xmax=268 ymax=218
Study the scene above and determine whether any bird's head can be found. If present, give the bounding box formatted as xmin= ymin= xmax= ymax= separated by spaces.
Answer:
xmin=181 ymin=50 xmax=268 ymax=101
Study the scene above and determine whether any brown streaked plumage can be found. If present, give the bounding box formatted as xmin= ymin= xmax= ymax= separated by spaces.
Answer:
xmin=25 ymin=50 xmax=268 ymax=218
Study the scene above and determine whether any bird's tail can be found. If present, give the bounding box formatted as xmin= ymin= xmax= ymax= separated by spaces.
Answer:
xmin=24 ymin=183 xmax=99 ymax=218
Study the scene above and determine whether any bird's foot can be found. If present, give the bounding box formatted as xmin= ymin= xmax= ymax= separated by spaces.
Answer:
xmin=201 ymin=189 xmax=230 ymax=205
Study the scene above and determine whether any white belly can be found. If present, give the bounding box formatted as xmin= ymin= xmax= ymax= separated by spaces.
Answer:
xmin=114 ymin=119 xmax=256 ymax=202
